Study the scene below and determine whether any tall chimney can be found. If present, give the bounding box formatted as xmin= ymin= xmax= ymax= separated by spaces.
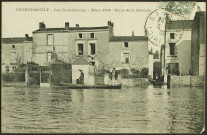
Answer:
xmin=25 ymin=34 xmax=29 ymax=40
xmin=65 ymin=22 xmax=69 ymax=29
xmin=108 ymin=21 xmax=114 ymax=37
xmin=39 ymin=22 xmax=45 ymax=29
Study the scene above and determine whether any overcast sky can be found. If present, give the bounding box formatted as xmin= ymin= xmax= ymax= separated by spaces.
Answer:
xmin=2 ymin=2 xmax=205 ymax=38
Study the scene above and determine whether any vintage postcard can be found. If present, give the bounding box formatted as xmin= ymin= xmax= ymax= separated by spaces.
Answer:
xmin=1 ymin=1 xmax=206 ymax=134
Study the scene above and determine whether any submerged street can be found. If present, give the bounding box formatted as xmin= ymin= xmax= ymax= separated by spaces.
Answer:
xmin=2 ymin=86 xmax=204 ymax=133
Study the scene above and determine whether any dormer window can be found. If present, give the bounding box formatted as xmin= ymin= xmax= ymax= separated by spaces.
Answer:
xmin=79 ymin=33 xmax=83 ymax=39
xmin=90 ymin=33 xmax=94 ymax=38
xmin=124 ymin=42 xmax=128 ymax=47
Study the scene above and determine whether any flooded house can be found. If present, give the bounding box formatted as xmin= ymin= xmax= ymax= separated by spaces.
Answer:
xmin=107 ymin=33 xmax=149 ymax=70
xmin=1 ymin=35 xmax=32 ymax=73
xmin=160 ymin=20 xmax=193 ymax=76
xmin=31 ymin=21 xmax=113 ymax=70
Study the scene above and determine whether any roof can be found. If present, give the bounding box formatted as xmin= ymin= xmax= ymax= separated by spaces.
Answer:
xmin=166 ymin=20 xmax=193 ymax=30
xmin=33 ymin=26 xmax=109 ymax=33
xmin=72 ymin=57 xmax=90 ymax=65
xmin=2 ymin=37 xmax=33 ymax=44
xmin=109 ymin=36 xmax=148 ymax=42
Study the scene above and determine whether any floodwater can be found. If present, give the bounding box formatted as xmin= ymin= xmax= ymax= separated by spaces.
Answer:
xmin=1 ymin=85 xmax=205 ymax=133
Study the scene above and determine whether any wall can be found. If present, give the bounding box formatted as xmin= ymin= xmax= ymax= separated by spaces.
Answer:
xmin=191 ymin=76 xmax=205 ymax=87
xmin=2 ymin=43 xmax=23 ymax=73
xmin=107 ymin=40 xmax=149 ymax=70
xmin=32 ymin=32 xmax=69 ymax=66
xmin=191 ymin=12 xmax=206 ymax=76
xmin=191 ymin=16 xmax=200 ymax=76
xmin=170 ymin=75 xmax=204 ymax=87
xmin=165 ymin=30 xmax=192 ymax=75
xmin=22 ymin=41 xmax=33 ymax=64
xmin=177 ymin=40 xmax=191 ymax=75
xmin=68 ymin=30 xmax=110 ymax=70
xmin=121 ymin=78 xmax=150 ymax=87
xmin=148 ymin=54 xmax=153 ymax=78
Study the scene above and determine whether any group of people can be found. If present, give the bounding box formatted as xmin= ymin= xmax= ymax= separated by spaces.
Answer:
xmin=77 ymin=68 xmax=119 ymax=85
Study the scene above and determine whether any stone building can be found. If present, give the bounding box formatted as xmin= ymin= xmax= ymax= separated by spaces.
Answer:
xmin=107 ymin=35 xmax=149 ymax=70
xmin=2 ymin=21 xmax=150 ymax=75
xmin=32 ymin=21 xmax=149 ymax=72
xmin=32 ymin=21 xmax=113 ymax=70
xmin=161 ymin=20 xmax=193 ymax=76
xmin=191 ymin=11 xmax=206 ymax=76
xmin=1 ymin=35 xmax=32 ymax=73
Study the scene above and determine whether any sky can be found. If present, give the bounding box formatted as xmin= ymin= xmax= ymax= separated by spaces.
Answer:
xmin=2 ymin=2 xmax=205 ymax=38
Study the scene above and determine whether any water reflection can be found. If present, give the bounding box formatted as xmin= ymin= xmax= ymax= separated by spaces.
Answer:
xmin=2 ymin=86 xmax=204 ymax=133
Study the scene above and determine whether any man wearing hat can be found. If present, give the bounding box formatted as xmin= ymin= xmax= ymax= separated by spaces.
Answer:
xmin=79 ymin=69 xmax=84 ymax=84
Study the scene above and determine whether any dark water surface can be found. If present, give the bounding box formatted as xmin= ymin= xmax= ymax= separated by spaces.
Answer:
xmin=2 ymin=85 xmax=204 ymax=133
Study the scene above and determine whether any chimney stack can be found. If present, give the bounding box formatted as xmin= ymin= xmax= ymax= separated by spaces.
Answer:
xmin=108 ymin=21 xmax=112 ymax=26
xmin=76 ymin=24 xmax=79 ymax=28
xmin=65 ymin=22 xmax=69 ymax=29
xmin=132 ymin=31 xmax=134 ymax=36
xmin=39 ymin=22 xmax=45 ymax=29
xmin=108 ymin=21 xmax=114 ymax=37
xmin=25 ymin=34 xmax=29 ymax=40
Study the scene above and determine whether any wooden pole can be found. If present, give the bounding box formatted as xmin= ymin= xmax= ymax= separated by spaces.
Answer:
xmin=40 ymin=69 xmax=41 ymax=86
xmin=25 ymin=68 xmax=29 ymax=86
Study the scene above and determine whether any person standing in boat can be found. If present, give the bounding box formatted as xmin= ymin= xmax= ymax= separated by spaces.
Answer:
xmin=79 ymin=69 xmax=84 ymax=84
xmin=111 ymin=68 xmax=116 ymax=85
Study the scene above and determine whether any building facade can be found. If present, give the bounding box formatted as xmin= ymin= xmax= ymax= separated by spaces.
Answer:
xmin=32 ymin=21 xmax=149 ymax=71
xmin=2 ymin=35 xmax=32 ymax=73
xmin=32 ymin=22 xmax=114 ymax=70
xmin=191 ymin=12 xmax=206 ymax=76
xmin=2 ymin=21 xmax=150 ymax=75
xmin=161 ymin=20 xmax=193 ymax=76
xmin=107 ymin=36 xmax=149 ymax=70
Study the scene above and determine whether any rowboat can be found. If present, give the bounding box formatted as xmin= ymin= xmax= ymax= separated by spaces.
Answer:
xmin=51 ymin=83 xmax=122 ymax=89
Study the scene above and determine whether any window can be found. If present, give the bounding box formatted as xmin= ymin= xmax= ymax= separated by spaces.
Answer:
xmin=47 ymin=34 xmax=53 ymax=45
xmin=153 ymin=53 xmax=159 ymax=59
xmin=12 ymin=66 xmax=16 ymax=71
xmin=90 ymin=33 xmax=94 ymax=38
xmin=11 ymin=52 xmax=17 ymax=63
xmin=170 ymin=33 xmax=175 ymax=39
xmin=169 ymin=43 xmax=175 ymax=55
xmin=12 ymin=45 xmax=15 ymax=48
xmin=78 ymin=44 xmax=83 ymax=55
xmin=90 ymin=43 xmax=96 ymax=55
xmin=124 ymin=42 xmax=128 ymax=47
xmin=6 ymin=66 xmax=9 ymax=73
xmin=79 ymin=33 xmax=82 ymax=39
xmin=123 ymin=53 xmax=130 ymax=63
xmin=47 ymin=52 xmax=52 ymax=62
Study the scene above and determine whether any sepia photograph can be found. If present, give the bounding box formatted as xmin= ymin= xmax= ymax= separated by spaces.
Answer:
xmin=1 ymin=1 xmax=206 ymax=134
